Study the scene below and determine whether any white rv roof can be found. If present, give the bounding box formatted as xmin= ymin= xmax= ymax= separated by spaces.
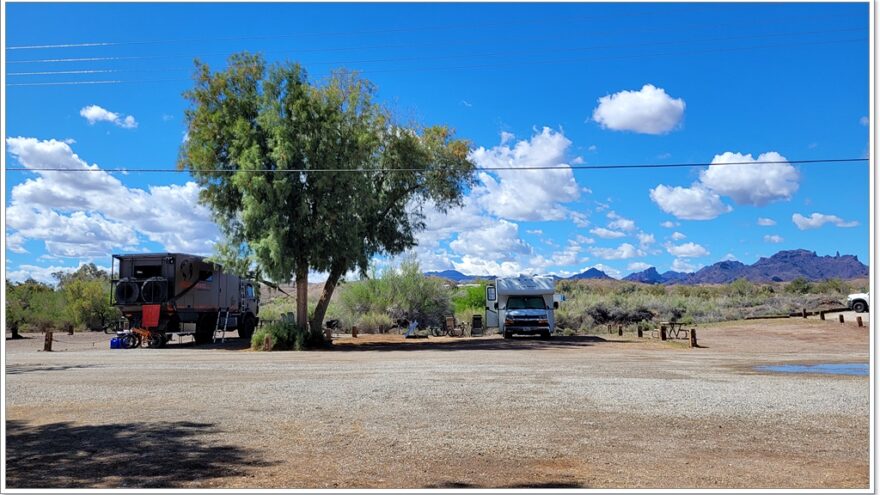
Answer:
xmin=495 ymin=275 xmax=555 ymax=294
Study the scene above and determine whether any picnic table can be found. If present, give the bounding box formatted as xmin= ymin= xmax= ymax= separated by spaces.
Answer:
xmin=653 ymin=321 xmax=691 ymax=340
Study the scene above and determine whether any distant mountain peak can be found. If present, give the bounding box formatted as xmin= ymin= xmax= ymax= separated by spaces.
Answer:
xmin=568 ymin=267 xmax=613 ymax=280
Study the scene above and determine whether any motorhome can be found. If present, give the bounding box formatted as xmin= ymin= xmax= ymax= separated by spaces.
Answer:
xmin=485 ymin=275 xmax=561 ymax=339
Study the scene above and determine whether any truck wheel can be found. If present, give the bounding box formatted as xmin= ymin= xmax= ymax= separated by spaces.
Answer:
xmin=194 ymin=314 xmax=216 ymax=345
xmin=540 ymin=330 xmax=551 ymax=340
xmin=853 ymin=301 xmax=868 ymax=313
xmin=239 ymin=314 xmax=256 ymax=341
xmin=502 ymin=331 xmax=512 ymax=339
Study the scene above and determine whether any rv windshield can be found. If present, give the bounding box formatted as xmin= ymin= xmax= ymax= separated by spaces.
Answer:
xmin=506 ymin=296 xmax=546 ymax=310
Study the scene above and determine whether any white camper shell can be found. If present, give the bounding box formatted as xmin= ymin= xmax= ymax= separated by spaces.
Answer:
xmin=485 ymin=275 xmax=560 ymax=339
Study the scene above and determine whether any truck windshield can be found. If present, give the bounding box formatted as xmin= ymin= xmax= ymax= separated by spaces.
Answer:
xmin=506 ymin=296 xmax=546 ymax=310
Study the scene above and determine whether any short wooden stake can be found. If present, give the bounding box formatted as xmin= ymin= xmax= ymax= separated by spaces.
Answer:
xmin=839 ymin=314 xmax=845 ymax=324
xmin=857 ymin=316 xmax=863 ymax=327
xmin=659 ymin=325 xmax=667 ymax=341
xmin=618 ymin=325 xmax=623 ymax=336
xmin=820 ymin=311 xmax=825 ymax=321
xmin=262 ymin=334 xmax=272 ymax=351
xmin=637 ymin=327 xmax=643 ymax=338
xmin=352 ymin=325 xmax=358 ymax=338
xmin=43 ymin=331 xmax=53 ymax=352
xmin=67 ymin=323 xmax=74 ymax=336
xmin=802 ymin=308 xmax=807 ymax=318
xmin=689 ymin=329 xmax=697 ymax=348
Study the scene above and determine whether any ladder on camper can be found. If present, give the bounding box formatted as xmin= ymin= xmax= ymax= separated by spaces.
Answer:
xmin=214 ymin=309 xmax=230 ymax=343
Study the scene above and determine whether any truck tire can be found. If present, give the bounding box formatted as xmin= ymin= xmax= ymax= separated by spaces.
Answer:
xmin=853 ymin=300 xmax=868 ymax=313
xmin=502 ymin=330 xmax=512 ymax=339
xmin=239 ymin=314 xmax=256 ymax=341
xmin=540 ymin=330 xmax=551 ymax=340
xmin=194 ymin=313 xmax=216 ymax=345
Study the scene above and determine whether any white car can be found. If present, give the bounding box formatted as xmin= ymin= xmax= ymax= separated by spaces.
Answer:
xmin=847 ymin=292 xmax=870 ymax=313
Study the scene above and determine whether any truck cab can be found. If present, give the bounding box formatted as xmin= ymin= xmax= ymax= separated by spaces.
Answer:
xmin=485 ymin=275 xmax=560 ymax=339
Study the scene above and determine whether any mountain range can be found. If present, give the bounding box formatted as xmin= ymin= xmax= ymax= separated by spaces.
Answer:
xmin=425 ymin=250 xmax=868 ymax=285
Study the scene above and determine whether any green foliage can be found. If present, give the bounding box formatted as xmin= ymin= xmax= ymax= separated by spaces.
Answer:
xmin=785 ymin=277 xmax=812 ymax=294
xmin=6 ymin=279 xmax=66 ymax=332
xmin=452 ymin=281 xmax=488 ymax=313
xmin=338 ymin=257 xmax=451 ymax=330
xmin=727 ymin=278 xmax=757 ymax=297
xmin=179 ymin=52 xmax=476 ymax=333
xmin=251 ymin=320 xmax=326 ymax=351
xmin=355 ymin=312 xmax=394 ymax=333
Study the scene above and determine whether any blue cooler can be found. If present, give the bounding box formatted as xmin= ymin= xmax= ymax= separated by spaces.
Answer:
xmin=110 ymin=337 xmax=122 ymax=349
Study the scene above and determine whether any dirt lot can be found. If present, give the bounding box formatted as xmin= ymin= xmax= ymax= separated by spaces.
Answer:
xmin=4 ymin=317 xmax=870 ymax=489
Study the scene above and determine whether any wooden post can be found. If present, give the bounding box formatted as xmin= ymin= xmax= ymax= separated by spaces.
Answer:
xmin=43 ymin=331 xmax=53 ymax=352
xmin=618 ymin=325 xmax=623 ymax=336
xmin=802 ymin=308 xmax=807 ymax=318
xmin=351 ymin=325 xmax=358 ymax=338
xmin=820 ymin=311 xmax=825 ymax=320
xmin=839 ymin=314 xmax=845 ymax=324
xmin=637 ymin=327 xmax=643 ymax=338
xmin=324 ymin=327 xmax=333 ymax=341
xmin=689 ymin=329 xmax=697 ymax=348
xmin=67 ymin=323 xmax=74 ymax=336
xmin=608 ymin=324 xmax=613 ymax=335
xmin=262 ymin=334 xmax=272 ymax=351
xmin=659 ymin=325 xmax=667 ymax=341
xmin=857 ymin=316 xmax=863 ymax=327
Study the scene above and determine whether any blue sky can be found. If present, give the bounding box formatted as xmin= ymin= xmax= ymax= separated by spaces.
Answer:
xmin=4 ymin=2 xmax=871 ymax=283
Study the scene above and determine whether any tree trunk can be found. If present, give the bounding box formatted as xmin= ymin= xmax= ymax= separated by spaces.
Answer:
xmin=295 ymin=265 xmax=309 ymax=331
xmin=10 ymin=322 xmax=22 ymax=340
xmin=310 ymin=258 xmax=347 ymax=335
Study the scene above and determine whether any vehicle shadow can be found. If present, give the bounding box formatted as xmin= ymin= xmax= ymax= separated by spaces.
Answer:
xmin=330 ymin=335 xmax=611 ymax=352
xmin=5 ymin=420 xmax=273 ymax=488
xmin=425 ymin=480 xmax=584 ymax=488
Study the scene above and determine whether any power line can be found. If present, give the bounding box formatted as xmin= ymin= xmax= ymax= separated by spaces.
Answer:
xmin=8 ymin=26 xmax=863 ymax=77
xmin=6 ymin=37 xmax=866 ymax=87
xmin=5 ymin=158 xmax=869 ymax=174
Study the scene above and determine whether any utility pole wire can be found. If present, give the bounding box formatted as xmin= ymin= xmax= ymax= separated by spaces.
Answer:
xmin=5 ymin=158 xmax=869 ymax=174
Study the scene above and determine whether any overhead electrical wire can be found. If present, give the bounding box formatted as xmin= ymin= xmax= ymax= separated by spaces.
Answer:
xmin=8 ymin=26 xmax=864 ymax=77
xmin=6 ymin=37 xmax=867 ymax=87
xmin=5 ymin=158 xmax=869 ymax=174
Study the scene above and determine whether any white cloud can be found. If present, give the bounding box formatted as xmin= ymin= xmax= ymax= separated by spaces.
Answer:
xmin=587 ymin=145 xmax=597 ymax=152
xmin=670 ymin=231 xmax=686 ymax=241
xmin=6 ymin=261 xmax=111 ymax=285
xmin=5 ymin=137 xmax=219 ymax=258
xmin=580 ymin=263 xmax=622 ymax=279
xmin=469 ymin=127 xmax=581 ymax=221
xmin=6 ymin=232 xmax=29 ymax=254
xmin=666 ymin=242 xmax=709 ymax=258
xmin=636 ymin=232 xmax=655 ymax=248
xmin=571 ymin=156 xmax=585 ymax=165
xmin=589 ymin=227 xmax=625 ymax=239
xmin=649 ymin=184 xmax=732 ymax=220
xmin=449 ymin=219 xmax=531 ymax=258
xmin=763 ymin=234 xmax=784 ymax=244
xmin=721 ymin=253 xmax=738 ymax=261
xmin=627 ymin=261 xmax=652 ymax=272
xmin=453 ymin=255 xmax=525 ymax=277
xmin=860 ymin=116 xmax=869 ymax=126
xmin=573 ymin=235 xmax=595 ymax=245
xmin=526 ymin=229 xmax=543 ymax=235
xmin=79 ymin=105 xmax=138 ymax=129
xmin=592 ymin=84 xmax=685 ymax=135
xmin=606 ymin=211 xmax=636 ymax=231
xmin=699 ymin=152 xmax=799 ymax=206
xmin=671 ymin=258 xmax=701 ymax=273
xmin=792 ymin=212 xmax=859 ymax=230
xmin=530 ymin=240 xmax=585 ymax=269
xmin=570 ymin=211 xmax=590 ymax=228
xmin=757 ymin=217 xmax=776 ymax=226
xmin=589 ymin=242 xmax=644 ymax=260
xmin=660 ymin=221 xmax=679 ymax=228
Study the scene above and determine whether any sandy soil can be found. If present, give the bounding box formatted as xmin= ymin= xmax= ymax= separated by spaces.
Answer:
xmin=4 ymin=317 xmax=870 ymax=489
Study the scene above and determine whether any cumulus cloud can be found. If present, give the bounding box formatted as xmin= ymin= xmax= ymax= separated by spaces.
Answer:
xmin=763 ymin=234 xmax=784 ymax=244
xmin=699 ymin=152 xmax=799 ymax=206
xmin=627 ymin=261 xmax=652 ymax=272
xmin=589 ymin=227 xmax=625 ymax=239
xmin=757 ymin=217 xmax=776 ymax=226
xmin=570 ymin=211 xmax=590 ymax=228
xmin=670 ymin=231 xmax=686 ymax=241
xmin=606 ymin=211 xmax=636 ymax=231
xmin=721 ymin=253 xmax=738 ymax=261
xmin=449 ymin=220 xmax=531 ymax=258
xmin=6 ymin=232 xmax=29 ymax=254
xmin=660 ymin=221 xmax=679 ymax=228
xmin=636 ymin=232 xmax=655 ymax=248
xmin=649 ymin=184 xmax=732 ymax=220
xmin=589 ymin=242 xmax=644 ymax=260
xmin=666 ymin=242 xmax=709 ymax=258
xmin=592 ymin=84 xmax=685 ymax=135
xmin=79 ymin=105 xmax=138 ymax=129
xmin=792 ymin=212 xmax=859 ymax=230
xmin=526 ymin=229 xmax=543 ymax=235
xmin=671 ymin=258 xmax=701 ymax=273
xmin=5 ymin=137 xmax=219 ymax=259
xmin=470 ymin=128 xmax=581 ymax=221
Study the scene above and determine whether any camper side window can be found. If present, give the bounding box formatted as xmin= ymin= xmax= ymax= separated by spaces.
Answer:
xmin=198 ymin=270 xmax=213 ymax=282
xmin=245 ymin=285 xmax=255 ymax=298
xmin=486 ymin=286 xmax=496 ymax=301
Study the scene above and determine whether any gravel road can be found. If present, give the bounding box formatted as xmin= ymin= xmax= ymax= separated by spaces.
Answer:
xmin=4 ymin=318 xmax=869 ymax=489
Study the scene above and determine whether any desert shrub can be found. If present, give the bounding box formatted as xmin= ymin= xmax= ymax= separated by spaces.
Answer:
xmin=727 ymin=278 xmax=756 ymax=297
xmin=785 ymin=277 xmax=812 ymax=294
xmin=355 ymin=312 xmax=394 ymax=333
xmin=251 ymin=320 xmax=327 ymax=351
xmin=812 ymin=278 xmax=851 ymax=295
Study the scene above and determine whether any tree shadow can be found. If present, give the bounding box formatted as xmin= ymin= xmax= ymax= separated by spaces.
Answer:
xmin=329 ymin=335 xmax=611 ymax=352
xmin=6 ymin=364 xmax=104 ymax=375
xmin=425 ymin=480 xmax=584 ymax=488
xmin=6 ymin=420 xmax=273 ymax=488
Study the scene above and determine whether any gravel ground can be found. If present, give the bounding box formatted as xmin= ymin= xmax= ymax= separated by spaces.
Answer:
xmin=4 ymin=318 xmax=870 ymax=489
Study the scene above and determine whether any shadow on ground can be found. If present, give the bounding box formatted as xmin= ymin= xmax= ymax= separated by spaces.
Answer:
xmin=426 ymin=481 xmax=584 ymax=488
xmin=330 ymin=335 xmax=610 ymax=352
xmin=6 ymin=420 xmax=273 ymax=488
xmin=6 ymin=364 xmax=104 ymax=375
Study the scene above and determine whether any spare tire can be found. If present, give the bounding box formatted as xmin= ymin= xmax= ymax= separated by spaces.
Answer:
xmin=115 ymin=279 xmax=140 ymax=304
xmin=141 ymin=277 xmax=169 ymax=304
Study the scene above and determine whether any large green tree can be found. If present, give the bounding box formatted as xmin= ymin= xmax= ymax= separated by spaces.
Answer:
xmin=180 ymin=53 xmax=474 ymax=333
